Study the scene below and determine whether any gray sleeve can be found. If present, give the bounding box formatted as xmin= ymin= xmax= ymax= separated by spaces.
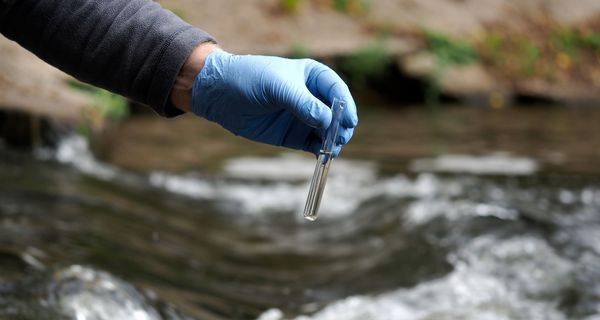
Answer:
xmin=0 ymin=0 xmax=216 ymax=117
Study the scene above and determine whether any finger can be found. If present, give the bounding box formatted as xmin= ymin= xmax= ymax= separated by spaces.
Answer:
xmin=283 ymin=85 xmax=332 ymax=129
xmin=337 ymin=127 xmax=354 ymax=145
xmin=315 ymin=123 xmax=329 ymax=138
xmin=304 ymin=137 xmax=322 ymax=157
xmin=305 ymin=61 xmax=359 ymax=128
xmin=340 ymin=97 xmax=358 ymax=129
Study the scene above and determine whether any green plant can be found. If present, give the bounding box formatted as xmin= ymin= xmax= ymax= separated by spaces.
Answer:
xmin=339 ymin=42 xmax=390 ymax=87
xmin=333 ymin=0 xmax=350 ymax=11
xmin=518 ymin=40 xmax=541 ymax=76
xmin=280 ymin=0 xmax=302 ymax=13
xmin=583 ymin=32 xmax=600 ymax=54
xmin=481 ymin=32 xmax=505 ymax=65
xmin=332 ymin=0 xmax=370 ymax=14
xmin=287 ymin=42 xmax=311 ymax=58
xmin=67 ymin=80 xmax=129 ymax=120
xmin=425 ymin=30 xmax=478 ymax=66
xmin=550 ymin=28 xmax=580 ymax=56
xmin=91 ymin=89 xmax=129 ymax=120
xmin=423 ymin=31 xmax=477 ymax=108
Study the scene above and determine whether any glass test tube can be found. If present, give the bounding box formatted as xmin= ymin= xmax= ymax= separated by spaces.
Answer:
xmin=303 ymin=97 xmax=346 ymax=221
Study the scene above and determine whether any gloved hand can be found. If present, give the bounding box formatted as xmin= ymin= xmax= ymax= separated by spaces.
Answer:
xmin=191 ymin=49 xmax=358 ymax=156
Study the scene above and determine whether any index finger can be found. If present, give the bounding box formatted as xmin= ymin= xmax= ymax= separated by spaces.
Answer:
xmin=306 ymin=62 xmax=358 ymax=129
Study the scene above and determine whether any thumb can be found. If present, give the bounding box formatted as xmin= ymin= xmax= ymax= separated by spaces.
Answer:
xmin=284 ymin=87 xmax=332 ymax=129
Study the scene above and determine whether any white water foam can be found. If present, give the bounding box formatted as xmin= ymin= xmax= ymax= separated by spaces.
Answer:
xmin=405 ymin=199 xmax=519 ymax=227
xmin=223 ymin=154 xmax=319 ymax=181
xmin=49 ymin=265 xmax=161 ymax=320
xmin=149 ymin=154 xmax=383 ymax=217
xmin=42 ymin=135 xmax=119 ymax=180
xmin=148 ymin=158 xmax=473 ymax=218
xmin=410 ymin=153 xmax=538 ymax=175
xmin=145 ymin=157 xmax=525 ymax=219
xmin=42 ymin=136 xmax=388 ymax=217
xmin=44 ymin=136 xmax=535 ymax=220
xmin=258 ymin=235 xmax=575 ymax=320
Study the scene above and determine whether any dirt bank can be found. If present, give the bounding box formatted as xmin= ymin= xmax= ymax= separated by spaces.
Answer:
xmin=160 ymin=0 xmax=600 ymax=105
xmin=1 ymin=0 xmax=599 ymax=131
xmin=0 ymin=39 xmax=90 ymax=122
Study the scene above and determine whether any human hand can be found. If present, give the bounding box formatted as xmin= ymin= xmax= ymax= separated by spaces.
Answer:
xmin=189 ymin=49 xmax=358 ymax=156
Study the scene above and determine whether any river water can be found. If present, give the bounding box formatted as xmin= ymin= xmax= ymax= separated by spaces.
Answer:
xmin=1 ymin=105 xmax=600 ymax=319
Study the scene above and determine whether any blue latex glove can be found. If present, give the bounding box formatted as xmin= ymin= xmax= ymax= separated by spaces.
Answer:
xmin=191 ymin=49 xmax=358 ymax=156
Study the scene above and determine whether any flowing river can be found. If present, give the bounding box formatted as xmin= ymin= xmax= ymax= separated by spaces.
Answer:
xmin=1 ymin=105 xmax=600 ymax=320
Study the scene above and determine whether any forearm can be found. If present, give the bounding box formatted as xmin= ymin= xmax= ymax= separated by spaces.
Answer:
xmin=170 ymin=42 xmax=218 ymax=112
xmin=0 ymin=0 xmax=215 ymax=117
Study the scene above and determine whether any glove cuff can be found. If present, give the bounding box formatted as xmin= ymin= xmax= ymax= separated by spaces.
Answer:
xmin=190 ymin=49 xmax=231 ymax=119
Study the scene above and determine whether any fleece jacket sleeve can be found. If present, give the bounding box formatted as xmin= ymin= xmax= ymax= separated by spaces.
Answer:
xmin=0 ymin=0 xmax=216 ymax=117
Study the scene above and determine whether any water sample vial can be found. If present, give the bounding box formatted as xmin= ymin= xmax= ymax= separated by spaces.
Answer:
xmin=303 ymin=97 xmax=346 ymax=221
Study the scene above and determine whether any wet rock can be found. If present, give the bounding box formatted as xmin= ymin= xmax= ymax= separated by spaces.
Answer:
xmin=49 ymin=265 xmax=161 ymax=320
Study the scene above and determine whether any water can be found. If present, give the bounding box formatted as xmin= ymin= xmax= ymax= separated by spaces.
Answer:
xmin=2 ymin=106 xmax=600 ymax=319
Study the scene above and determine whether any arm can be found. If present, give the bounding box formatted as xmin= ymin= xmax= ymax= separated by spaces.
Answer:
xmin=0 ymin=0 xmax=215 ymax=117
xmin=1 ymin=0 xmax=358 ymax=155
xmin=170 ymin=42 xmax=218 ymax=112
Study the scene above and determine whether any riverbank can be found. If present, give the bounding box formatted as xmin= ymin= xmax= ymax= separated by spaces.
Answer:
xmin=1 ymin=0 xmax=600 ymax=148
xmin=160 ymin=0 xmax=600 ymax=105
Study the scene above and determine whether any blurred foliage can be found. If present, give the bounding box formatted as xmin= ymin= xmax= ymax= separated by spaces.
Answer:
xmin=550 ymin=28 xmax=581 ymax=56
xmin=518 ymin=40 xmax=541 ymax=76
xmin=478 ymin=25 xmax=600 ymax=82
xmin=287 ymin=42 xmax=311 ymax=58
xmin=339 ymin=41 xmax=390 ymax=87
xmin=332 ymin=0 xmax=371 ymax=15
xmin=480 ymin=33 xmax=543 ymax=77
xmin=424 ymin=31 xmax=478 ymax=108
xmin=481 ymin=32 xmax=504 ymax=65
xmin=67 ymin=80 xmax=129 ymax=121
xmin=425 ymin=30 xmax=478 ymax=67
xmin=583 ymin=32 xmax=600 ymax=53
xmin=277 ymin=0 xmax=370 ymax=15
xmin=550 ymin=28 xmax=600 ymax=56
xmin=279 ymin=0 xmax=302 ymax=13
